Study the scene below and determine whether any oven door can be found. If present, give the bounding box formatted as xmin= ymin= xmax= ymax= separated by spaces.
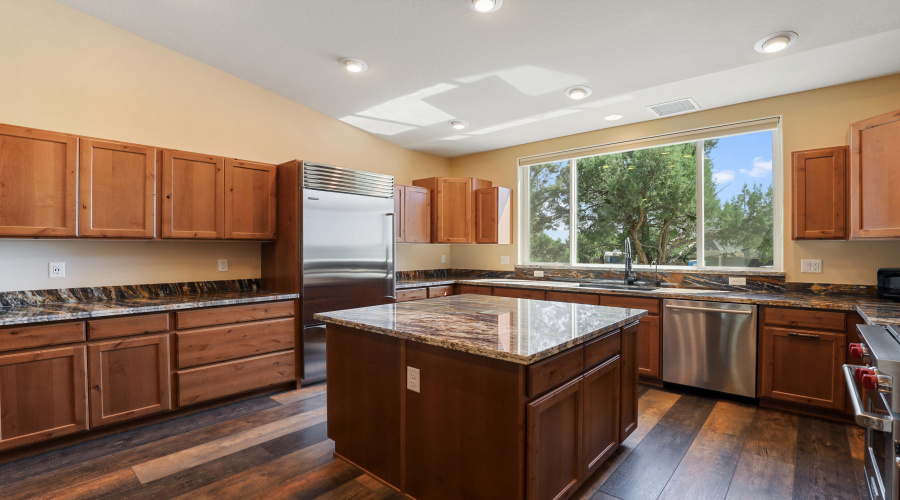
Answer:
xmin=844 ymin=364 xmax=898 ymax=500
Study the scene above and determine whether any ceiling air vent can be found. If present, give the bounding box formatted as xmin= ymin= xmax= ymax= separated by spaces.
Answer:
xmin=646 ymin=98 xmax=700 ymax=117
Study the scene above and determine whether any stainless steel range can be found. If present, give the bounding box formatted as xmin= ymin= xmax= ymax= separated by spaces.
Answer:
xmin=845 ymin=323 xmax=900 ymax=500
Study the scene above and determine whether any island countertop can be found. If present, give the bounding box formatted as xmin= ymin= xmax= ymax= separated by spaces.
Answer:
xmin=314 ymin=294 xmax=647 ymax=364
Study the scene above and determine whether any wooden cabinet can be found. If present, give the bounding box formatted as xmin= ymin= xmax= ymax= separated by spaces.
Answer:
xmin=79 ymin=139 xmax=157 ymax=238
xmin=792 ymin=147 xmax=848 ymax=240
xmin=850 ymin=109 xmax=900 ymax=238
xmin=457 ymin=284 xmax=493 ymax=295
xmin=394 ymin=184 xmax=430 ymax=243
xmin=177 ymin=351 xmax=295 ymax=407
xmin=475 ymin=187 xmax=512 ymax=244
xmin=0 ymin=124 xmax=77 ymax=237
xmin=0 ymin=322 xmax=85 ymax=353
xmin=396 ymin=288 xmax=428 ymax=302
xmin=494 ymin=287 xmax=546 ymax=300
xmin=601 ymin=295 xmax=661 ymax=381
xmin=527 ymin=377 xmax=583 ymax=500
xmin=759 ymin=325 xmax=846 ymax=409
xmin=224 ymin=159 xmax=277 ymax=240
xmin=159 ymin=149 xmax=225 ymax=239
xmin=546 ymin=291 xmax=600 ymax=305
xmin=413 ymin=177 xmax=478 ymax=243
xmin=582 ymin=356 xmax=620 ymax=479
xmin=0 ymin=346 xmax=88 ymax=451
xmin=619 ymin=322 xmax=638 ymax=442
xmin=87 ymin=335 xmax=171 ymax=427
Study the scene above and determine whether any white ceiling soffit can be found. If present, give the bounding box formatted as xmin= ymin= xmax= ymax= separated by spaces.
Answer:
xmin=58 ymin=0 xmax=900 ymax=158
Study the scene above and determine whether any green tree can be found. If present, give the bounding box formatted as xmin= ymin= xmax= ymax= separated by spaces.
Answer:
xmin=707 ymin=183 xmax=774 ymax=266
xmin=528 ymin=161 xmax=569 ymax=263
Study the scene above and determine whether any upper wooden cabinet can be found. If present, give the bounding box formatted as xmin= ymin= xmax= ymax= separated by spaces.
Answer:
xmin=394 ymin=184 xmax=430 ymax=243
xmin=792 ymin=147 xmax=848 ymax=240
xmin=79 ymin=139 xmax=157 ymax=238
xmin=225 ymin=159 xmax=277 ymax=240
xmin=475 ymin=187 xmax=512 ymax=244
xmin=850 ymin=109 xmax=900 ymax=238
xmin=159 ymin=150 xmax=225 ymax=239
xmin=0 ymin=124 xmax=77 ymax=237
xmin=413 ymin=177 xmax=477 ymax=243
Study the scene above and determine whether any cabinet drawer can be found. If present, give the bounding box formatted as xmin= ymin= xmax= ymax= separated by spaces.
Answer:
xmin=0 ymin=322 xmax=85 ymax=352
xmin=428 ymin=285 xmax=454 ymax=298
xmin=177 ymin=351 xmax=295 ymax=406
xmin=546 ymin=291 xmax=600 ymax=305
xmin=176 ymin=301 xmax=294 ymax=329
xmin=764 ymin=307 xmax=846 ymax=332
xmin=528 ymin=346 xmax=584 ymax=398
xmin=177 ymin=317 xmax=295 ymax=368
xmin=600 ymin=295 xmax=660 ymax=315
xmin=457 ymin=285 xmax=492 ymax=295
xmin=493 ymin=288 xmax=546 ymax=300
xmin=396 ymin=288 xmax=428 ymax=302
xmin=584 ymin=330 xmax=620 ymax=368
xmin=87 ymin=313 xmax=170 ymax=340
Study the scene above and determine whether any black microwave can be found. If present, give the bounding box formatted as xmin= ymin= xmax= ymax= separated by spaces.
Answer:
xmin=877 ymin=268 xmax=900 ymax=301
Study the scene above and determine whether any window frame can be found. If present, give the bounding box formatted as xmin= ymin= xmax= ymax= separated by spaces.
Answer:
xmin=518 ymin=120 xmax=783 ymax=272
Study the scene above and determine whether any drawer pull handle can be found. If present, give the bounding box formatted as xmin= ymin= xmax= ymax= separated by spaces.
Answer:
xmin=787 ymin=332 xmax=820 ymax=339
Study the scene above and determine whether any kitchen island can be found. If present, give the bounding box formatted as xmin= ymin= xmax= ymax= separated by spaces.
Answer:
xmin=315 ymin=294 xmax=647 ymax=500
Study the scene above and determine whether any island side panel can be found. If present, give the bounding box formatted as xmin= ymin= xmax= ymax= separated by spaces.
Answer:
xmin=620 ymin=321 xmax=639 ymax=442
xmin=405 ymin=341 xmax=526 ymax=500
xmin=326 ymin=324 xmax=402 ymax=487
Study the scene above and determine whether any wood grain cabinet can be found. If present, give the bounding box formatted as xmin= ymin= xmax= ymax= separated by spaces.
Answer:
xmin=850 ymin=109 xmax=900 ymax=238
xmin=759 ymin=326 xmax=846 ymax=409
xmin=0 ymin=124 xmax=77 ymax=237
xmin=601 ymin=295 xmax=661 ymax=381
xmin=160 ymin=149 xmax=225 ymax=239
xmin=0 ymin=346 xmax=88 ymax=451
xmin=527 ymin=377 xmax=583 ymax=500
xmin=79 ymin=139 xmax=157 ymax=238
xmin=619 ymin=323 xmax=638 ymax=442
xmin=393 ymin=184 xmax=430 ymax=243
xmin=413 ymin=177 xmax=489 ymax=243
xmin=87 ymin=335 xmax=171 ymax=427
xmin=224 ymin=159 xmax=277 ymax=240
xmin=792 ymin=146 xmax=848 ymax=240
xmin=582 ymin=356 xmax=620 ymax=479
xmin=475 ymin=186 xmax=512 ymax=244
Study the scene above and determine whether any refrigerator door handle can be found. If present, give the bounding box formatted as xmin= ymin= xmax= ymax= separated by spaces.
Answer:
xmin=386 ymin=213 xmax=396 ymax=300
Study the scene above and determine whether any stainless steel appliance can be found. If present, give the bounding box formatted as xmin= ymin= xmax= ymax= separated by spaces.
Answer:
xmin=844 ymin=323 xmax=900 ymax=500
xmin=662 ymin=299 xmax=758 ymax=397
xmin=878 ymin=269 xmax=900 ymax=301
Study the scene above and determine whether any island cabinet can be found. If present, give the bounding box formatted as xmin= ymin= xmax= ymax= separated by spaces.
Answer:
xmin=792 ymin=146 xmax=848 ymax=240
xmin=849 ymin=109 xmax=900 ymax=238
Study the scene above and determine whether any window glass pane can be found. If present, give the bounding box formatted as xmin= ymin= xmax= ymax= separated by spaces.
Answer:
xmin=576 ymin=143 xmax=697 ymax=265
xmin=528 ymin=161 xmax=570 ymax=263
xmin=703 ymin=130 xmax=774 ymax=267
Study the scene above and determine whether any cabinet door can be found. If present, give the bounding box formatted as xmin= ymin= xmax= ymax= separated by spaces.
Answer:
xmin=88 ymin=335 xmax=171 ymax=427
xmin=160 ymin=150 xmax=224 ymax=239
xmin=759 ymin=326 xmax=846 ymax=409
xmin=79 ymin=139 xmax=156 ymax=238
xmin=456 ymin=284 xmax=492 ymax=295
xmin=620 ymin=322 xmax=638 ymax=442
xmin=527 ymin=377 xmax=583 ymax=500
xmin=224 ymin=159 xmax=276 ymax=240
xmin=0 ymin=346 xmax=88 ymax=451
xmin=850 ymin=110 xmax=900 ymax=238
xmin=636 ymin=315 xmax=661 ymax=380
xmin=0 ymin=124 xmax=77 ymax=237
xmin=583 ymin=355 xmax=620 ymax=479
xmin=393 ymin=185 xmax=405 ymax=242
xmin=475 ymin=187 xmax=512 ymax=244
xmin=493 ymin=287 xmax=546 ymax=300
xmin=404 ymin=185 xmax=431 ymax=243
xmin=792 ymin=147 xmax=848 ymax=240
xmin=435 ymin=177 xmax=473 ymax=243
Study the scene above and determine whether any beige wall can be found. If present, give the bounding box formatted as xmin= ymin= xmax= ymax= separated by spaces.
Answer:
xmin=0 ymin=0 xmax=450 ymax=292
xmin=449 ymin=74 xmax=900 ymax=285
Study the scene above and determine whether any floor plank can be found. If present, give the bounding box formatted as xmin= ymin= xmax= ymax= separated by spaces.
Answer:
xmin=18 ymin=468 xmax=140 ymax=500
xmin=259 ymin=459 xmax=362 ymax=500
xmin=725 ymin=407 xmax=799 ymax=500
xmin=270 ymin=383 xmax=327 ymax=406
xmin=792 ymin=416 xmax=860 ymax=500
xmin=598 ymin=393 xmax=718 ymax=500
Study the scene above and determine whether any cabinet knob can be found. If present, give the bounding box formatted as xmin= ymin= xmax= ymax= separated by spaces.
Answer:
xmin=93 ymin=385 xmax=100 ymax=391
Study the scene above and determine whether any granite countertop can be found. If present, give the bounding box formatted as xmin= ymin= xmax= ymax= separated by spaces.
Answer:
xmin=0 ymin=291 xmax=299 ymax=327
xmin=396 ymin=279 xmax=458 ymax=289
xmin=314 ymin=294 xmax=647 ymax=364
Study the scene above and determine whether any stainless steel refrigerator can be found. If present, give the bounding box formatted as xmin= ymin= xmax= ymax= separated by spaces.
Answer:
xmin=262 ymin=161 xmax=395 ymax=383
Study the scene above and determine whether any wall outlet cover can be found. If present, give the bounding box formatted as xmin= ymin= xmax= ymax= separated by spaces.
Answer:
xmin=441 ymin=255 xmax=446 ymax=264
xmin=49 ymin=262 xmax=65 ymax=278
xmin=500 ymin=256 xmax=510 ymax=265
xmin=728 ymin=277 xmax=746 ymax=286
xmin=800 ymin=259 xmax=823 ymax=273
xmin=407 ymin=366 xmax=421 ymax=393
xmin=534 ymin=270 xmax=545 ymax=278
xmin=218 ymin=259 xmax=228 ymax=272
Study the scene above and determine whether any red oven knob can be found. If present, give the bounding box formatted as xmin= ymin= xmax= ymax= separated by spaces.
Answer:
xmin=849 ymin=344 xmax=868 ymax=359
xmin=855 ymin=367 xmax=876 ymax=381
xmin=862 ymin=373 xmax=879 ymax=390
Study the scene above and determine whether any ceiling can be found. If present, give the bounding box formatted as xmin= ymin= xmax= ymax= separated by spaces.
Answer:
xmin=59 ymin=0 xmax=900 ymax=158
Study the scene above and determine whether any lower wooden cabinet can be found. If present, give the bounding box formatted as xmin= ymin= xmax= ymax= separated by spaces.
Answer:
xmin=620 ymin=323 xmax=638 ymax=442
xmin=527 ymin=377 xmax=583 ymax=500
xmin=177 ymin=351 xmax=295 ymax=407
xmin=583 ymin=356 xmax=620 ymax=478
xmin=636 ymin=315 xmax=661 ymax=379
xmin=395 ymin=288 xmax=428 ymax=302
xmin=88 ymin=335 xmax=171 ymax=427
xmin=759 ymin=326 xmax=847 ymax=409
xmin=494 ymin=287 xmax=546 ymax=300
xmin=0 ymin=346 xmax=88 ymax=451
xmin=457 ymin=284 xmax=492 ymax=295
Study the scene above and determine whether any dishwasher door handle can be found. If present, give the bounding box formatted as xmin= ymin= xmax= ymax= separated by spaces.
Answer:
xmin=664 ymin=304 xmax=753 ymax=315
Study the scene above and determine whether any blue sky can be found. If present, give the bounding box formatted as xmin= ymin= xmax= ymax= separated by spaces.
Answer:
xmin=707 ymin=130 xmax=773 ymax=201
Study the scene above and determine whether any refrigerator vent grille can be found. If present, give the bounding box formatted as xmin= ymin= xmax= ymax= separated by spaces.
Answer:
xmin=303 ymin=163 xmax=394 ymax=198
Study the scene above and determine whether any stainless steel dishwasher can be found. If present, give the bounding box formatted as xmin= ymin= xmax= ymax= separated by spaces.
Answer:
xmin=662 ymin=299 xmax=758 ymax=397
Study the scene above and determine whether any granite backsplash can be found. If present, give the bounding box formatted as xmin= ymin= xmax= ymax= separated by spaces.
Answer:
xmin=0 ymin=279 xmax=262 ymax=307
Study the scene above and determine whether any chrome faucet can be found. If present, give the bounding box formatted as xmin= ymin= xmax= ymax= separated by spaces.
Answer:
xmin=624 ymin=237 xmax=637 ymax=285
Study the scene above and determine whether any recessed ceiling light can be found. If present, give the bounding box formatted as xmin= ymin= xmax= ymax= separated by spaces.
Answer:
xmin=340 ymin=58 xmax=368 ymax=73
xmin=604 ymin=114 xmax=623 ymax=121
xmin=450 ymin=120 xmax=469 ymax=130
xmin=566 ymin=86 xmax=592 ymax=100
xmin=754 ymin=32 xmax=798 ymax=54
xmin=469 ymin=0 xmax=502 ymax=13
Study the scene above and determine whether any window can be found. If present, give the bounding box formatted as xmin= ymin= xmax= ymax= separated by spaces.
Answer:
xmin=522 ymin=124 xmax=779 ymax=269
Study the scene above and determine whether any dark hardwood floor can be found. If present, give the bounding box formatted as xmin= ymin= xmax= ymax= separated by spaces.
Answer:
xmin=0 ymin=383 xmax=870 ymax=500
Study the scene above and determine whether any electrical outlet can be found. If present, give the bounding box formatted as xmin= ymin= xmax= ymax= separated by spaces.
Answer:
xmin=441 ymin=255 xmax=446 ymax=264
xmin=218 ymin=259 xmax=228 ymax=272
xmin=49 ymin=262 xmax=65 ymax=278
xmin=801 ymin=259 xmax=823 ymax=273
xmin=500 ymin=256 xmax=510 ymax=265
xmin=406 ymin=366 xmax=421 ymax=393
xmin=534 ymin=270 xmax=544 ymax=278
xmin=729 ymin=277 xmax=746 ymax=286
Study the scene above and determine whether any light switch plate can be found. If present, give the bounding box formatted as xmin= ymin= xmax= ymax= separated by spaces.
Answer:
xmin=49 ymin=262 xmax=65 ymax=278
xmin=534 ymin=270 xmax=545 ymax=278
xmin=500 ymin=256 xmax=510 ymax=265
xmin=728 ymin=277 xmax=746 ymax=286
xmin=801 ymin=259 xmax=822 ymax=273
xmin=407 ymin=366 xmax=421 ymax=393
xmin=218 ymin=259 xmax=229 ymax=272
